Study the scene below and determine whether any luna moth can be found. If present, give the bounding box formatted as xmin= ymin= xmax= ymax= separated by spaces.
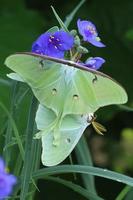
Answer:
xmin=5 ymin=52 xmax=128 ymax=166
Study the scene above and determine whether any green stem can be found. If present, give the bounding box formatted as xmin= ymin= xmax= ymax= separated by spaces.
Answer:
xmin=3 ymin=81 xmax=18 ymax=164
xmin=115 ymin=186 xmax=131 ymax=200
xmin=69 ymin=154 xmax=77 ymax=180
xmin=71 ymin=52 xmax=82 ymax=62
xmin=75 ymin=135 xmax=97 ymax=194
xmin=20 ymin=95 xmax=38 ymax=200
xmin=64 ymin=0 xmax=86 ymax=28
xmin=14 ymin=153 xmax=23 ymax=177
xmin=0 ymin=101 xmax=24 ymax=159
xmin=32 ymin=165 xmax=133 ymax=187
xmin=28 ymin=139 xmax=41 ymax=200
xmin=51 ymin=6 xmax=69 ymax=32
xmin=13 ymin=153 xmax=23 ymax=196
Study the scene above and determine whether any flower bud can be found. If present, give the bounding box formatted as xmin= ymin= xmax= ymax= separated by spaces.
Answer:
xmin=77 ymin=46 xmax=88 ymax=54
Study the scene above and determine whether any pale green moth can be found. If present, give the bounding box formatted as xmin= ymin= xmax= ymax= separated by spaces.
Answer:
xmin=6 ymin=71 xmax=92 ymax=166
xmin=5 ymin=52 xmax=128 ymax=166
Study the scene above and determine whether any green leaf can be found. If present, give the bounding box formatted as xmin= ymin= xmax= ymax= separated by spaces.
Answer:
xmin=75 ymin=136 xmax=97 ymax=194
xmin=117 ymin=105 xmax=133 ymax=112
xmin=51 ymin=6 xmax=69 ymax=32
xmin=124 ymin=188 xmax=133 ymax=200
xmin=64 ymin=0 xmax=86 ymax=28
xmin=115 ymin=186 xmax=131 ymax=200
xmin=33 ymin=165 xmax=133 ymax=187
xmin=0 ymin=101 xmax=24 ymax=159
xmin=3 ymin=136 xmax=25 ymax=151
xmin=20 ymin=96 xmax=38 ymax=200
xmin=3 ymin=81 xmax=18 ymax=164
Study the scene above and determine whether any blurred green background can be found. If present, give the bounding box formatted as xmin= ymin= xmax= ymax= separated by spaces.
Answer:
xmin=0 ymin=0 xmax=133 ymax=199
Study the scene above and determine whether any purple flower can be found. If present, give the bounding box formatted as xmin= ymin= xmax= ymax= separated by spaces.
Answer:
xmin=0 ymin=158 xmax=17 ymax=199
xmin=32 ymin=31 xmax=74 ymax=58
xmin=85 ymin=57 xmax=105 ymax=70
xmin=77 ymin=19 xmax=105 ymax=47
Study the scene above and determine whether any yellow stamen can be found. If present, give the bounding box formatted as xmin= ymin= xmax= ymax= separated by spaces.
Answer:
xmin=87 ymin=25 xmax=96 ymax=35
xmin=50 ymin=35 xmax=54 ymax=39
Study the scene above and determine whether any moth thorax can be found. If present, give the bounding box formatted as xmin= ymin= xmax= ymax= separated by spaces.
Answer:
xmin=73 ymin=94 xmax=79 ymax=100
xmin=52 ymin=88 xmax=57 ymax=95
xmin=87 ymin=113 xmax=94 ymax=123
xmin=61 ymin=64 xmax=77 ymax=85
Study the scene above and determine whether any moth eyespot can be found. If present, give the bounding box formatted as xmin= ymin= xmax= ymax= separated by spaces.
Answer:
xmin=92 ymin=75 xmax=98 ymax=84
xmin=52 ymin=88 xmax=57 ymax=95
xmin=39 ymin=60 xmax=44 ymax=69
xmin=66 ymin=138 xmax=71 ymax=143
xmin=73 ymin=94 xmax=79 ymax=100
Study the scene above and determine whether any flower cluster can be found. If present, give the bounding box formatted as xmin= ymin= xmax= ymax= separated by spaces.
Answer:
xmin=32 ymin=31 xmax=74 ymax=59
xmin=0 ymin=158 xmax=17 ymax=199
xmin=32 ymin=19 xmax=106 ymax=70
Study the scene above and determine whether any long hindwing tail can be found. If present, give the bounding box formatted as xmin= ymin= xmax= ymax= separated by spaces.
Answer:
xmin=36 ymin=105 xmax=90 ymax=166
